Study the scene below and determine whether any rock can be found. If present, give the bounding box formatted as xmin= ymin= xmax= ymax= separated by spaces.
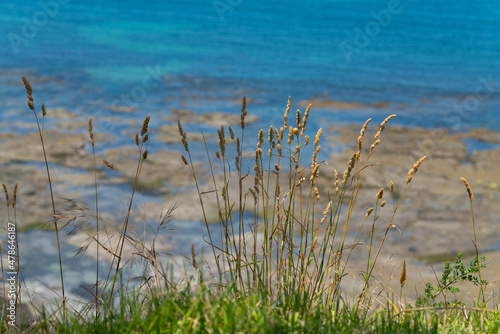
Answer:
xmin=297 ymin=99 xmax=390 ymax=109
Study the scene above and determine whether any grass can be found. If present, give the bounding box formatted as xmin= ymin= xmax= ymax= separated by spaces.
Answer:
xmin=1 ymin=78 xmax=499 ymax=333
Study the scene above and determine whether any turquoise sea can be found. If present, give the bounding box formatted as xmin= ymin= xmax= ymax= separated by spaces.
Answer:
xmin=1 ymin=0 xmax=499 ymax=132
xmin=0 ymin=0 xmax=499 ymax=304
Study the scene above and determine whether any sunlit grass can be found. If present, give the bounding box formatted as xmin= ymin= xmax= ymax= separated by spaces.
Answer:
xmin=1 ymin=79 xmax=499 ymax=333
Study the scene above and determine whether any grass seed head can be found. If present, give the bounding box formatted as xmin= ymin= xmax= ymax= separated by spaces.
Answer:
xmin=142 ymin=149 xmax=148 ymax=160
xmin=366 ymin=207 xmax=374 ymax=218
xmin=89 ymin=118 xmax=94 ymax=146
xmin=12 ymin=183 xmax=18 ymax=208
xmin=191 ymin=245 xmax=199 ymax=270
xmin=284 ymin=96 xmax=291 ymax=129
xmin=374 ymin=114 xmax=396 ymax=139
xmin=257 ymin=129 xmax=264 ymax=148
xmin=314 ymin=128 xmax=322 ymax=146
xmin=314 ymin=186 xmax=320 ymax=200
xmin=2 ymin=184 xmax=9 ymax=207
xmin=178 ymin=121 xmax=189 ymax=151
xmin=241 ymin=96 xmax=247 ymax=129
xmin=218 ymin=127 xmax=226 ymax=156
xmin=296 ymin=109 xmax=301 ymax=129
xmin=376 ymin=187 xmax=384 ymax=200
xmin=334 ymin=169 xmax=339 ymax=193
xmin=358 ymin=118 xmax=371 ymax=150
xmin=41 ymin=104 xmax=46 ymax=116
xmin=400 ymin=261 xmax=407 ymax=288
xmin=370 ymin=139 xmax=380 ymax=150
xmin=390 ymin=180 xmax=394 ymax=192
xmin=268 ymin=126 xmax=274 ymax=142
xmin=301 ymin=104 xmax=311 ymax=136
xmin=181 ymin=155 xmax=188 ymax=165
xmin=460 ymin=177 xmax=474 ymax=200
xmin=406 ymin=156 xmax=426 ymax=184
xmin=28 ymin=101 xmax=34 ymax=110
xmin=342 ymin=153 xmax=357 ymax=184
xmin=320 ymin=201 xmax=332 ymax=224
xmin=141 ymin=114 xmax=151 ymax=136
xmin=103 ymin=159 xmax=114 ymax=169
xmin=22 ymin=77 xmax=32 ymax=96
xmin=229 ymin=126 xmax=235 ymax=140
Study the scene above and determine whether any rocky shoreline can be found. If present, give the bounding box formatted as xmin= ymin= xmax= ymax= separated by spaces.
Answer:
xmin=1 ymin=106 xmax=500 ymax=299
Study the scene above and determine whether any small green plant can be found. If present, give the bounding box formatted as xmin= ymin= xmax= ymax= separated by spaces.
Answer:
xmin=415 ymin=253 xmax=488 ymax=308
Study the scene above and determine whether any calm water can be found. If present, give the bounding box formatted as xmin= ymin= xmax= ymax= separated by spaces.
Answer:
xmin=1 ymin=0 xmax=499 ymax=301
xmin=1 ymin=0 xmax=499 ymax=131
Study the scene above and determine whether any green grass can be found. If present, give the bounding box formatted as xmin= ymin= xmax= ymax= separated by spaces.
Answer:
xmin=41 ymin=284 xmax=500 ymax=333
xmin=1 ymin=78 xmax=500 ymax=333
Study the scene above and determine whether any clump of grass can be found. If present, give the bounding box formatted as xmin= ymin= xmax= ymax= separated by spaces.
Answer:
xmin=2 ymin=80 xmax=499 ymax=332
xmin=178 ymin=97 xmax=430 ymax=315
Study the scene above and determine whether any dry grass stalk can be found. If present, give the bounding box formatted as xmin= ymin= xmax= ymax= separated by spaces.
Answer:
xmin=21 ymin=77 xmax=66 ymax=318
xmin=461 ymin=177 xmax=474 ymax=200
